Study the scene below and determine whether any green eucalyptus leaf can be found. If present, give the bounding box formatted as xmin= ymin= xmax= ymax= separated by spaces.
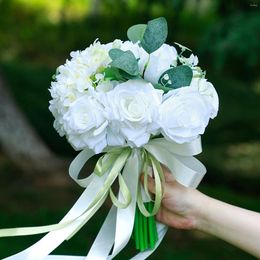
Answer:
xmin=103 ymin=67 xmax=124 ymax=81
xmin=109 ymin=48 xmax=122 ymax=60
xmin=159 ymin=65 xmax=193 ymax=89
xmin=141 ymin=17 xmax=168 ymax=54
xmin=127 ymin=24 xmax=147 ymax=43
xmin=119 ymin=70 xmax=140 ymax=80
xmin=109 ymin=49 xmax=139 ymax=76
xmin=153 ymin=83 xmax=172 ymax=93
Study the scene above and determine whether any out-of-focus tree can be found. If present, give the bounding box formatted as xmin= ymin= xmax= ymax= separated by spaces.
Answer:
xmin=0 ymin=72 xmax=66 ymax=174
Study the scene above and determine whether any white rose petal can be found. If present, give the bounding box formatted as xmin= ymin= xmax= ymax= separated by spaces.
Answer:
xmin=105 ymin=79 xmax=163 ymax=147
xmin=96 ymin=80 xmax=115 ymax=93
xmin=63 ymin=95 xmax=107 ymax=153
xmin=106 ymin=122 xmax=126 ymax=147
xmin=144 ymin=44 xmax=178 ymax=84
xmin=159 ymin=88 xmax=211 ymax=143
xmin=190 ymin=78 xmax=219 ymax=118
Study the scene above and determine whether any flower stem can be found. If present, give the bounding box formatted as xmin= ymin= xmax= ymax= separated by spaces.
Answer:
xmin=133 ymin=202 xmax=158 ymax=251
xmin=134 ymin=208 xmax=140 ymax=249
xmin=148 ymin=202 xmax=155 ymax=248
xmin=139 ymin=207 xmax=145 ymax=251
xmin=143 ymin=209 xmax=148 ymax=249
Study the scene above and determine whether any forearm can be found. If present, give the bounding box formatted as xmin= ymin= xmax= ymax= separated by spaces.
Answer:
xmin=194 ymin=193 xmax=260 ymax=258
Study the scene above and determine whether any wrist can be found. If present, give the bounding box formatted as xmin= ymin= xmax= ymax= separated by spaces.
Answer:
xmin=187 ymin=188 xmax=210 ymax=231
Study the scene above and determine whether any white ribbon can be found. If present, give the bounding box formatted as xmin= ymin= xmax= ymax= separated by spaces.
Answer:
xmin=2 ymin=137 xmax=206 ymax=260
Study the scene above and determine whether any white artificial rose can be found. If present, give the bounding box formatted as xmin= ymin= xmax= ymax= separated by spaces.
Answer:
xmin=106 ymin=121 xmax=126 ymax=147
xmin=63 ymin=95 xmax=108 ymax=153
xmin=144 ymin=44 xmax=178 ymax=84
xmin=159 ymin=88 xmax=211 ymax=143
xmin=106 ymin=79 xmax=163 ymax=147
xmin=190 ymin=78 xmax=219 ymax=118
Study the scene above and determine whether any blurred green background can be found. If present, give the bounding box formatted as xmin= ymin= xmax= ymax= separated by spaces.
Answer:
xmin=0 ymin=0 xmax=259 ymax=259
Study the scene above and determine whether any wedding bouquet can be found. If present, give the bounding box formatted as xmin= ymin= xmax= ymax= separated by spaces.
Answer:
xmin=0 ymin=17 xmax=218 ymax=260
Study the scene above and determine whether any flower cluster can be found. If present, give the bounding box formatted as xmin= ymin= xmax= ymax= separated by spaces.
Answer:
xmin=49 ymin=18 xmax=218 ymax=153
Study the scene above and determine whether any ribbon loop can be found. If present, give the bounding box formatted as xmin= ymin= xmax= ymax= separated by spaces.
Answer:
xmin=69 ymin=148 xmax=96 ymax=187
xmin=110 ymin=173 xmax=131 ymax=209
xmin=142 ymin=151 xmax=152 ymax=200
xmin=87 ymin=148 xmax=131 ymax=211
xmin=146 ymin=137 xmax=203 ymax=157
xmin=94 ymin=153 xmax=118 ymax=176
xmin=137 ymin=153 xmax=165 ymax=217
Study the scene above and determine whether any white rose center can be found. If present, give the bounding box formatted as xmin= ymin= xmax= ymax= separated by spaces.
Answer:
xmin=76 ymin=111 xmax=90 ymax=128
xmin=120 ymin=95 xmax=146 ymax=121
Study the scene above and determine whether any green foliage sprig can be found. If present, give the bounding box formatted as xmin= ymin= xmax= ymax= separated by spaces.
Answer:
xmin=159 ymin=65 xmax=193 ymax=90
xmin=104 ymin=17 xmax=194 ymax=92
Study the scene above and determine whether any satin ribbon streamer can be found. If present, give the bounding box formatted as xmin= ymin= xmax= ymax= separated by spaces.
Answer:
xmin=0 ymin=137 xmax=206 ymax=260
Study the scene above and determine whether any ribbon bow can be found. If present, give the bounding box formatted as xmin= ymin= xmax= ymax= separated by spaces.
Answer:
xmin=0 ymin=137 xmax=206 ymax=260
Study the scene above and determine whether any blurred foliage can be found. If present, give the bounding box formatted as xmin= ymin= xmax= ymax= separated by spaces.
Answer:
xmin=0 ymin=0 xmax=259 ymax=66
xmin=0 ymin=1 xmax=259 ymax=258
xmin=199 ymin=11 xmax=260 ymax=79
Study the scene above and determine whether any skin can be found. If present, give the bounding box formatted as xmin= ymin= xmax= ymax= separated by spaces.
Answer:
xmin=143 ymin=167 xmax=260 ymax=259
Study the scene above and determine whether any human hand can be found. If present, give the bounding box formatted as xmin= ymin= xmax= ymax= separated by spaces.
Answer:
xmin=143 ymin=166 xmax=260 ymax=258
xmin=143 ymin=166 xmax=204 ymax=230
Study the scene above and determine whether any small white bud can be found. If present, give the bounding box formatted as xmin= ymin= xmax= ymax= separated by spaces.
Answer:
xmin=163 ymin=74 xmax=169 ymax=80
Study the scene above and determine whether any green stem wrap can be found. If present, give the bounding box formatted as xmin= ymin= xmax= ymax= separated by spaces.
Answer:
xmin=133 ymin=201 xmax=158 ymax=251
